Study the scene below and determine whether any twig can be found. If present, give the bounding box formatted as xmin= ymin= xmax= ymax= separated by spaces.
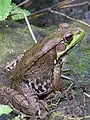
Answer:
xmin=30 ymin=0 xmax=75 ymax=17
xmin=60 ymin=1 xmax=90 ymax=9
xmin=62 ymin=68 xmax=71 ymax=72
xmin=61 ymin=74 xmax=72 ymax=80
xmin=16 ymin=0 xmax=90 ymax=29
xmin=49 ymin=9 xmax=90 ymax=28
xmin=83 ymin=93 xmax=86 ymax=120
xmin=84 ymin=92 xmax=90 ymax=98
xmin=82 ymin=116 xmax=90 ymax=119
xmin=83 ymin=92 xmax=90 ymax=120
xmin=16 ymin=12 xmax=37 ymax=43
xmin=17 ymin=0 xmax=30 ymax=7
xmin=66 ymin=83 xmax=74 ymax=92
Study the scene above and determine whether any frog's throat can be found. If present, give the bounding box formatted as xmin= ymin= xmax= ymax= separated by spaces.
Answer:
xmin=57 ymin=29 xmax=85 ymax=60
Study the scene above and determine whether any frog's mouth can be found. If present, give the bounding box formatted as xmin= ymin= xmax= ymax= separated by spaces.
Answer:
xmin=56 ymin=29 xmax=85 ymax=60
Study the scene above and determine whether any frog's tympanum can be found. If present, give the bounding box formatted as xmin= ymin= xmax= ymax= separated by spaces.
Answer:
xmin=0 ymin=26 xmax=85 ymax=119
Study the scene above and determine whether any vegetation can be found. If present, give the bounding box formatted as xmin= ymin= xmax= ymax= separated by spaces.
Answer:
xmin=0 ymin=0 xmax=90 ymax=119
xmin=0 ymin=0 xmax=11 ymax=21
xmin=0 ymin=0 xmax=30 ymax=21
xmin=0 ymin=105 xmax=12 ymax=115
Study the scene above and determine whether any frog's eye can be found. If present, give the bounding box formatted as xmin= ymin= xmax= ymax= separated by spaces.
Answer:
xmin=64 ymin=32 xmax=73 ymax=44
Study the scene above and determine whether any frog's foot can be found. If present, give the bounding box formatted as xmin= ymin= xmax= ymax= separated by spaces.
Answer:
xmin=45 ymin=91 xmax=66 ymax=108
xmin=0 ymin=85 xmax=47 ymax=119
xmin=20 ymin=82 xmax=48 ymax=118
xmin=27 ymin=78 xmax=53 ymax=96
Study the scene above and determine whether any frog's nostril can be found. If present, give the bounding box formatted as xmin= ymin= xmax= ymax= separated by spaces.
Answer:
xmin=76 ymin=30 xmax=81 ymax=34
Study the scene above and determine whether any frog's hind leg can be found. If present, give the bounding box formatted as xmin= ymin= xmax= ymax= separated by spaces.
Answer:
xmin=19 ymin=82 xmax=48 ymax=119
xmin=0 ymin=84 xmax=47 ymax=119
xmin=0 ymin=85 xmax=31 ymax=115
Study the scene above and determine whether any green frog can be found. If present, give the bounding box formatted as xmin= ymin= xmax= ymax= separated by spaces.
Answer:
xmin=10 ymin=27 xmax=85 ymax=93
xmin=1 ymin=26 xmax=85 ymax=118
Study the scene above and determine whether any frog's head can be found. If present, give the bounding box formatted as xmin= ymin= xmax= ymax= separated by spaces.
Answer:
xmin=57 ymin=28 xmax=85 ymax=60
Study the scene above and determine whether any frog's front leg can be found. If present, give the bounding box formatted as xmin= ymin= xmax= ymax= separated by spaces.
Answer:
xmin=53 ymin=61 xmax=63 ymax=92
xmin=27 ymin=62 xmax=63 ymax=96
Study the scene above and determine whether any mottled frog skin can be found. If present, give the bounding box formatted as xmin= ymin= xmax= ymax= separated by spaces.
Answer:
xmin=1 ymin=27 xmax=85 ymax=118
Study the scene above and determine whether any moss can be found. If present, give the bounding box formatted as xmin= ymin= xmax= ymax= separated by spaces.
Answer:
xmin=66 ymin=32 xmax=90 ymax=83
xmin=0 ymin=25 xmax=34 ymax=67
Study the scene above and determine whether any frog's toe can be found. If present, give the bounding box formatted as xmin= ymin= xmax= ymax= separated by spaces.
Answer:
xmin=35 ymin=101 xmax=48 ymax=119
xmin=4 ymin=54 xmax=23 ymax=72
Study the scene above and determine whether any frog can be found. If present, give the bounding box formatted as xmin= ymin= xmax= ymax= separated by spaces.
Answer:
xmin=10 ymin=27 xmax=85 ymax=94
xmin=1 ymin=26 xmax=85 ymax=118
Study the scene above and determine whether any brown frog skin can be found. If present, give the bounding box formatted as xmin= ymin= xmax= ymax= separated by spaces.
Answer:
xmin=10 ymin=27 xmax=80 ymax=94
xmin=0 ymin=27 xmax=84 ymax=118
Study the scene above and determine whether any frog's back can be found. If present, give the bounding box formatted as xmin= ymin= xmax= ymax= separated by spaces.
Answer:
xmin=10 ymin=30 xmax=63 ymax=79
xmin=10 ymin=27 xmax=79 ymax=82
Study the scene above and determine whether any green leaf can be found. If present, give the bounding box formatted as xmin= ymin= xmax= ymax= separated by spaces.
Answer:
xmin=11 ymin=3 xmax=31 ymax=20
xmin=0 ymin=0 xmax=12 ymax=21
xmin=0 ymin=104 xmax=12 ymax=115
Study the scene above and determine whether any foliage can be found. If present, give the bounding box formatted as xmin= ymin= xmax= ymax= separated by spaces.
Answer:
xmin=11 ymin=3 xmax=31 ymax=20
xmin=0 ymin=104 xmax=12 ymax=115
xmin=0 ymin=0 xmax=12 ymax=21
xmin=12 ymin=114 xmax=27 ymax=120
xmin=0 ymin=0 xmax=30 ymax=21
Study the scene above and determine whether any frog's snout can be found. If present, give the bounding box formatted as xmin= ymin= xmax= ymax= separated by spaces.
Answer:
xmin=75 ymin=30 xmax=82 ymax=35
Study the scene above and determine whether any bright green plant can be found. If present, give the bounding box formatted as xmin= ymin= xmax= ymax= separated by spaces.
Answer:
xmin=11 ymin=3 xmax=30 ymax=20
xmin=0 ymin=104 xmax=12 ymax=115
xmin=12 ymin=114 xmax=27 ymax=120
xmin=0 ymin=0 xmax=12 ymax=21
xmin=0 ymin=0 xmax=30 ymax=21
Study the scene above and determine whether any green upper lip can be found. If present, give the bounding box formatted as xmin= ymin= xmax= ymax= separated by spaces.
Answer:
xmin=57 ymin=29 xmax=85 ymax=60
